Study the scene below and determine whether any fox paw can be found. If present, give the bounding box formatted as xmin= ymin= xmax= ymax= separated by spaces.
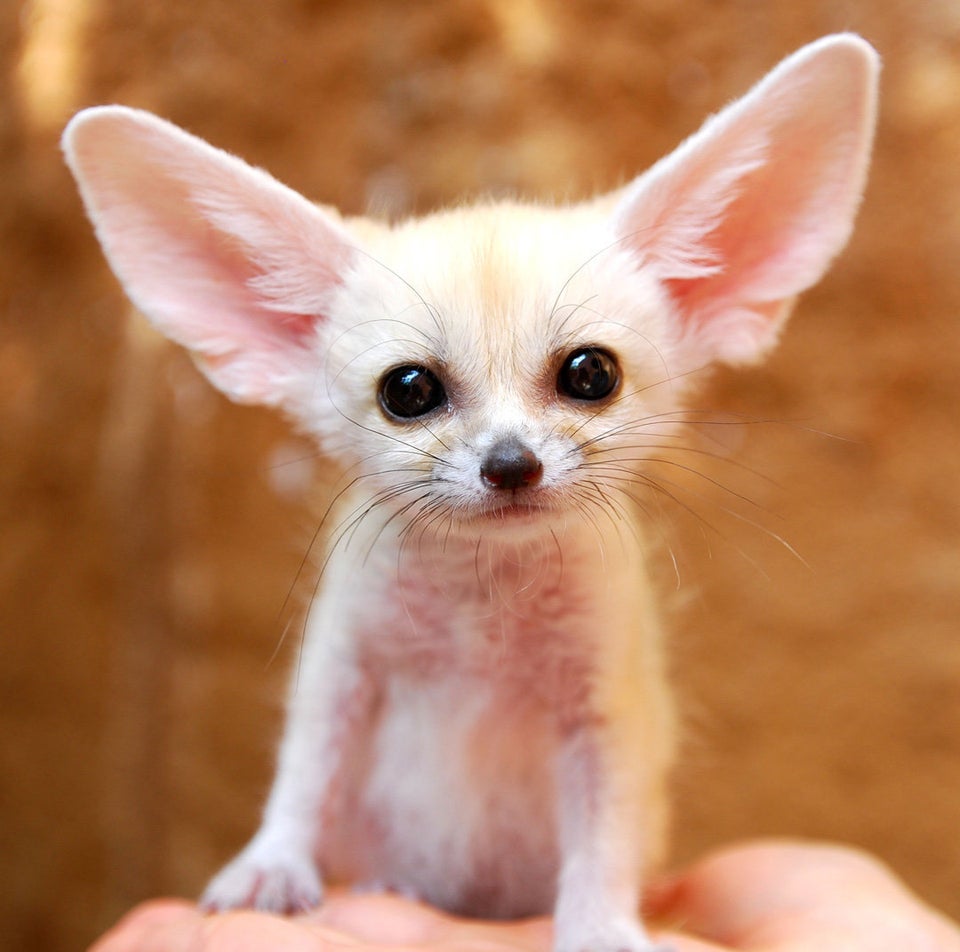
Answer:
xmin=200 ymin=841 xmax=322 ymax=914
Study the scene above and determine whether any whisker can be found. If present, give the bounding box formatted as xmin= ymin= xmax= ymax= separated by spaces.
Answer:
xmin=605 ymin=466 xmax=806 ymax=571
xmin=548 ymin=526 xmax=565 ymax=588
xmin=265 ymin=450 xmax=324 ymax=471
xmin=270 ymin=457 xmax=437 ymax=637
xmin=580 ymin=456 xmax=771 ymax=513
xmin=568 ymin=492 xmax=614 ymax=567
xmin=414 ymin=416 xmax=452 ymax=453
xmin=361 ymin=491 xmax=437 ymax=567
xmin=551 ymin=307 xmax=673 ymax=386
xmin=265 ymin=614 xmax=297 ymax=672
xmin=349 ymin=245 xmax=446 ymax=340
xmin=326 ymin=401 xmax=449 ymax=467
xmin=564 ymin=368 xmax=711 ymax=446
xmin=546 ymin=225 xmax=659 ymax=334
xmin=585 ymin=439 xmax=781 ymax=489
xmin=581 ymin=478 xmax=683 ymax=589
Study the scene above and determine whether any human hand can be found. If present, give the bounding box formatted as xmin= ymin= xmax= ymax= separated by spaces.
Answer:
xmin=649 ymin=839 xmax=960 ymax=950
xmin=89 ymin=840 xmax=960 ymax=952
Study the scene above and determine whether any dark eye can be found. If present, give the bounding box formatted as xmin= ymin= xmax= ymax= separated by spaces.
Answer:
xmin=557 ymin=347 xmax=620 ymax=401
xmin=379 ymin=365 xmax=447 ymax=419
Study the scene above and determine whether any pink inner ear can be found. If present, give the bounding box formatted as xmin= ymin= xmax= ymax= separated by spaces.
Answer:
xmin=63 ymin=106 xmax=359 ymax=405
xmin=615 ymin=35 xmax=878 ymax=366
xmin=665 ymin=115 xmax=865 ymax=324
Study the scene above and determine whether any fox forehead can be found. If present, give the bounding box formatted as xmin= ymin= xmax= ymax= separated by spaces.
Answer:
xmin=336 ymin=201 xmax=671 ymax=392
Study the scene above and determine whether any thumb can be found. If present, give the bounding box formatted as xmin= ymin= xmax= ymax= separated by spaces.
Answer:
xmin=648 ymin=839 xmax=960 ymax=950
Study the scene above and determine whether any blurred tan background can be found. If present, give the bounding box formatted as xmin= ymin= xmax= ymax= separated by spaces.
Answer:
xmin=2 ymin=1 xmax=959 ymax=949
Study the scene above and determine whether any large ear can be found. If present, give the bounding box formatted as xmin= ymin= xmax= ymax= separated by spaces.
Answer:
xmin=614 ymin=34 xmax=879 ymax=365
xmin=62 ymin=106 xmax=358 ymax=405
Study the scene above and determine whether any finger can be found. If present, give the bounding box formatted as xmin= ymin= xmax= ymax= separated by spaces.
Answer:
xmin=654 ymin=839 xmax=960 ymax=949
xmin=313 ymin=891 xmax=552 ymax=952
xmin=90 ymin=901 xmax=359 ymax=952
xmin=311 ymin=892 xmax=454 ymax=943
xmin=88 ymin=901 xmax=203 ymax=952
xmin=201 ymin=910 xmax=347 ymax=951
xmin=654 ymin=932 xmax=733 ymax=952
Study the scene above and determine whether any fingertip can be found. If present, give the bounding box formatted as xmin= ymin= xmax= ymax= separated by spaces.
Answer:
xmin=89 ymin=899 xmax=203 ymax=952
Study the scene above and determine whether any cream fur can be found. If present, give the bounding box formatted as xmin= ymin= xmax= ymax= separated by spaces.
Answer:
xmin=62 ymin=35 xmax=878 ymax=952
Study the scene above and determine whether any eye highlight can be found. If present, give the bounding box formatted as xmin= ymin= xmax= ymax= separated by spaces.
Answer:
xmin=379 ymin=365 xmax=447 ymax=420
xmin=557 ymin=347 xmax=620 ymax=401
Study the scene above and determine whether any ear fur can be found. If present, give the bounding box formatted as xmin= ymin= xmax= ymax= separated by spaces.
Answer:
xmin=614 ymin=34 xmax=879 ymax=365
xmin=62 ymin=106 xmax=358 ymax=405
xmin=64 ymin=38 xmax=878 ymax=400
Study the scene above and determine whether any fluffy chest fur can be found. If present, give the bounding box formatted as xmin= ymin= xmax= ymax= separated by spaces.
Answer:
xmin=351 ymin=524 xmax=604 ymax=681
xmin=317 ymin=511 xmax=652 ymax=919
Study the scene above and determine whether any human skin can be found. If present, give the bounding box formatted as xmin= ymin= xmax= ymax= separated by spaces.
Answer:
xmin=89 ymin=840 xmax=960 ymax=952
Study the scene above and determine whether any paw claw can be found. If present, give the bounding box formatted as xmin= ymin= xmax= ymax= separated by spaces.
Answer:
xmin=200 ymin=841 xmax=322 ymax=915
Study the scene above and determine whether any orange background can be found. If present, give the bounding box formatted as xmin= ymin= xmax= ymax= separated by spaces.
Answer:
xmin=3 ymin=2 xmax=959 ymax=950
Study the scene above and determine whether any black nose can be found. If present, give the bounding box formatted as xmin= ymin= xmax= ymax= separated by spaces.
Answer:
xmin=480 ymin=438 xmax=543 ymax=490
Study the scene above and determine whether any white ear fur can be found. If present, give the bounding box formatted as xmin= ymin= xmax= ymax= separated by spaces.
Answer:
xmin=62 ymin=106 xmax=358 ymax=405
xmin=614 ymin=34 xmax=879 ymax=365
